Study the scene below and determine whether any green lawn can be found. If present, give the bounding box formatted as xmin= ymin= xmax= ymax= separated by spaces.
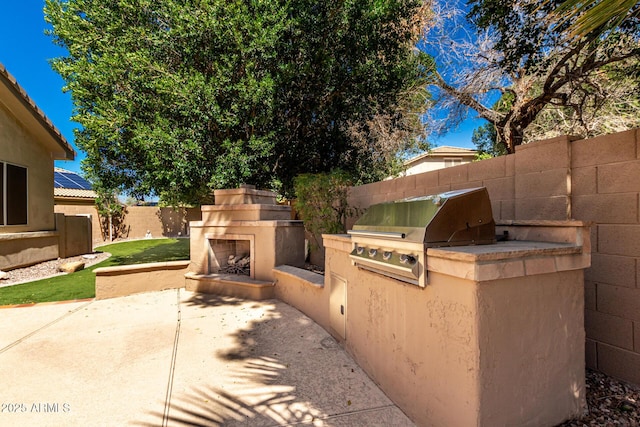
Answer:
xmin=0 ymin=238 xmax=190 ymax=305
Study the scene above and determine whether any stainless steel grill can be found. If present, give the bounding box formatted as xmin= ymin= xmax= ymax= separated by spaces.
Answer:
xmin=348 ymin=187 xmax=495 ymax=287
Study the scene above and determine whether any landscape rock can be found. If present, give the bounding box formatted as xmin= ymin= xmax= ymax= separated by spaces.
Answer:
xmin=58 ymin=261 xmax=85 ymax=273
xmin=0 ymin=270 xmax=8 ymax=280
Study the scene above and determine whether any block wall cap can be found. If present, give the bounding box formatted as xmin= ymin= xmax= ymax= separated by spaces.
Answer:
xmin=515 ymin=135 xmax=581 ymax=152
xmin=497 ymin=220 xmax=592 ymax=227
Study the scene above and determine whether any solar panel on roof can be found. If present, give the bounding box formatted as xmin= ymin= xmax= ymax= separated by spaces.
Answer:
xmin=54 ymin=171 xmax=93 ymax=190
xmin=62 ymin=172 xmax=92 ymax=190
xmin=54 ymin=174 xmax=78 ymax=189
xmin=54 ymin=174 xmax=76 ymax=188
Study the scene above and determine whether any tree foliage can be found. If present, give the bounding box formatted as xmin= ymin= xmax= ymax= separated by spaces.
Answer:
xmin=423 ymin=0 xmax=640 ymax=154
xmin=472 ymin=123 xmax=506 ymax=157
xmin=45 ymin=0 xmax=431 ymax=204
xmin=293 ymin=170 xmax=357 ymax=250
xmin=471 ymin=56 xmax=640 ymax=149
xmin=94 ymin=189 xmax=128 ymax=241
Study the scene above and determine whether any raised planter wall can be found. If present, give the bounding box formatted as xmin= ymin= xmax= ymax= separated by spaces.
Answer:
xmin=94 ymin=260 xmax=190 ymax=300
xmin=0 ymin=214 xmax=92 ymax=271
xmin=0 ymin=232 xmax=59 ymax=271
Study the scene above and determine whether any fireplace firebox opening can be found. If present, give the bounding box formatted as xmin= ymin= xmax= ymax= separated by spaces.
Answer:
xmin=207 ymin=234 xmax=254 ymax=278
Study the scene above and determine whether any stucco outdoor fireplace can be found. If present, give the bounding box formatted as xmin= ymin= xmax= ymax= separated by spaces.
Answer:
xmin=186 ymin=185 xmax=305 ymax=300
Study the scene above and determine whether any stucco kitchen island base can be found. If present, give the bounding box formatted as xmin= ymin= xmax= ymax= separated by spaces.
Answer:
xmin=316 ymin=222 xmax=590 ymax=427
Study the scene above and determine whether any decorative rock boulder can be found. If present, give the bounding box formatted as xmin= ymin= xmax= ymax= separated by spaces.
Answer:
xmin=0 ymin=270 xmax=8 ymax=280
xmin=58 ymin=262 xmax=85 ymax=273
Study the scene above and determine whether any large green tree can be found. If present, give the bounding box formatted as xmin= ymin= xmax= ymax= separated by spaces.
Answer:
xmin=45 ymin=0 xmax=431 ymax=204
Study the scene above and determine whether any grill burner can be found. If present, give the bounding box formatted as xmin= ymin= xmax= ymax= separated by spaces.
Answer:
xmin=348 ymin=187 xmax=495 ymax=287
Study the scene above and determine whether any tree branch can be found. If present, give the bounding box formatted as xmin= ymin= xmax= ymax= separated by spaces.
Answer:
xmin=433 ymin=71 xmax=504 ymax=124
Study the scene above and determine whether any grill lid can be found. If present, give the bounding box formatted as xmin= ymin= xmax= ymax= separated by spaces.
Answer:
xmin=349 ymin=187 xmax=495 ymax=247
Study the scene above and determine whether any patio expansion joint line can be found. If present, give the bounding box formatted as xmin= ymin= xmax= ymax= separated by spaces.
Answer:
xmin=0 ymin=300 xmax=94 ymax=355
xmin=275 ymin=403 xmax=403 ymax=426
xmin=162 ymin=288 xmax=182 ymax=427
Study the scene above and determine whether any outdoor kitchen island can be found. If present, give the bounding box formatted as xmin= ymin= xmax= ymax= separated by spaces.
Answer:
xmin=317 ymin=220 xmax=591 ymax=427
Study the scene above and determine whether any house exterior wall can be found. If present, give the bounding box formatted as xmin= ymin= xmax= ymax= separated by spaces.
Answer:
xmin=0 ymin=94 xmax=86 ymax=270
xmin=402 ymin=147 xmax=477 ymax=176
xmin=0 ymin=232 xmax=59 ymax=270
xmin=0 ymin=101 xmax=56 ymax=232
xmin=0 ymin=64 xmax=86 ymax=270
xmin=404 ymin=155 xmax=475 ymax=175
xmin=346 ymin=128 xmax=640 ymax=387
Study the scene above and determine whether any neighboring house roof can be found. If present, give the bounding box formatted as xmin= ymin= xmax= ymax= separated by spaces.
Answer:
xmin=405 ymin=146 xmax=477 ymax=166
xmin=0 ymin=62 xmax=74 ymax=160
xmin=54 ymin=168 xmax=97 ymax=200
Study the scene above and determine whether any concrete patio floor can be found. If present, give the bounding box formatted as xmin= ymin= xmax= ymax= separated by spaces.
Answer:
xmin=0 ymin=290 xmax=414 ymax=426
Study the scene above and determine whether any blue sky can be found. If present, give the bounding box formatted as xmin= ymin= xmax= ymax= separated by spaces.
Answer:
xmin=0 ymin=1 xmax=83 ymax=173
xmin=1 ymin=2 xmax=481 ymax=178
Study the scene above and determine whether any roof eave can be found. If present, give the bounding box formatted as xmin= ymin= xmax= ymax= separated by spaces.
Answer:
xmin=0 ymin=63 xmax=75 ymax=161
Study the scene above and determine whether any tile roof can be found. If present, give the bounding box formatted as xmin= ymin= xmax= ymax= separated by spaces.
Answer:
xmin=54 ymin=187 xmax=98 ymax=199
xmin=405 ymin=146 xmax=477 ymax=165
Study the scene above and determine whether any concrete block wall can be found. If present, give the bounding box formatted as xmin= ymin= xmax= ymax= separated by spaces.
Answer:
xmin=347 ymin=147 xmax=517 ymax=228
xmin=55 ymin=204 xmax=202 ymax=243
xmin=347 ymin=128 xmax=640 ymax=386
xmin=572 ymin=129 xmax=640 ymax=384
xmin=124 ymin=206 xmax=197 ymax=240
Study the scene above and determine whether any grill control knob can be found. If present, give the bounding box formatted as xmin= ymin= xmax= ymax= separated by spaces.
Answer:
xmin=399 ymin=254 xmax=416 ymax=265
xmin=356 ymin=246 xmax=365 ymax=255
xmin=383 ymin=251 xmax=392 ymax=260
xmin=368 ymin=248 xmax=378 ymax=257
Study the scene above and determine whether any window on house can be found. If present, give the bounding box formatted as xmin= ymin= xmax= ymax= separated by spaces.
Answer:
xmin=1 ymin=162 xmax=28 ymax=226
xmin=444 ymin=157 xmax=463 ymax=168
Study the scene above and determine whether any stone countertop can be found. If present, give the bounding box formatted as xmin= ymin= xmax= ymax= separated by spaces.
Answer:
xmin=426 ymin=239 xmax=590 ymax=282
xmin=323 ymin=234 xmax=590 ymax=281
xmin=427 ymin=240 xmax=583 ymax=262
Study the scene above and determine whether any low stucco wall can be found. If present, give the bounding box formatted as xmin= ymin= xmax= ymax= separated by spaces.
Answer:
xmin=0 ymin=231 xmax=59 ymax=270
xmin=273 ymin=265 xmax=328 ymax=330
xmin=0 ymin=214 xmax=93 ymax=271
xmin=95 ymin=261 xmax=190 ymax=300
